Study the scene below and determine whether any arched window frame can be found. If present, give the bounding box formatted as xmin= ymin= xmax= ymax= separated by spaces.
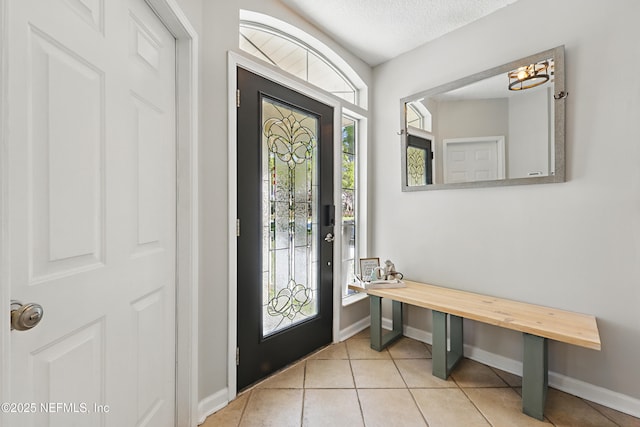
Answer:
xmin=239 ymin=10 xmax=368 ymax=109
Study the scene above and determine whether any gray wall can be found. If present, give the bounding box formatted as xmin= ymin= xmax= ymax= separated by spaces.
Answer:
xmin=372 ymin=0 xmax=640 ymax=403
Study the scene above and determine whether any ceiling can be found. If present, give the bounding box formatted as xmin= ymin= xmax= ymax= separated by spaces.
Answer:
xmin=279 ymin=0 xmax=520 ymax=66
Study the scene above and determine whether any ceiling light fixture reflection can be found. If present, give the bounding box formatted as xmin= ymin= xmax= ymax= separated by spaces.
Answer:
xmin=508 ymin=60 xmax=552 ymax=91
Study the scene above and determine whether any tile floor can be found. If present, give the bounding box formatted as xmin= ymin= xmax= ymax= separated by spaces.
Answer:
xmin=203 ymin=330 xmax=640 ymax=427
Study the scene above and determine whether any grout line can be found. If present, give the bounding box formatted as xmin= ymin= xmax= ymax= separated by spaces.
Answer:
xmin=302 ymin=359 xmax=308 ymax=389
xmin=455 ymin=382 xmax=495 ymax=427
xmin=300 ymin=360 xmax=308 ymax=427
xmin=235 ymin=389 xmax=252 ymax=427
xmin=300 ymin=387 xmax=306 ymax=427
xmin=352 ymin=369 xmax=367 ymax=425
xmin=582 ymin=399 xmax=624 ymax=427
xmin=348 ymin=342 xmax=368 ymax=427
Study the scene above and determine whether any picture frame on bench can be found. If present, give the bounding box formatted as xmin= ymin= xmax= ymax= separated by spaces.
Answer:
xmin=359 ymin=257 xmax=380 ymax=281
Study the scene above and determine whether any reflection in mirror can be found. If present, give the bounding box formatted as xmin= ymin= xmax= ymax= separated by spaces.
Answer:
xmin=407 ymin=131 xmax=433 ymax=185
xmin=401 ymin=46 xmax=565 ymax=191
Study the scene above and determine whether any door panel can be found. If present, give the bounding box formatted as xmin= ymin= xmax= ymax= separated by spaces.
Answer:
xmin=30 ymin=25 xmax=105 ymax=282
xmin=237 ymin=68 xmax=334 ymax=390
xmin=7 ymin=0 xmax=177 ymax=425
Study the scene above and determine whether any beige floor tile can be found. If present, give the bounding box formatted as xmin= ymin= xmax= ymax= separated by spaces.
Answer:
xmin=202 ymin=391 xmax=250 ymax=427
xmin=304 ymin=359 xmax=354 ymax=388
xmin=358 ymin=388 xmax=427 ymax=427
xmin=307 ymin=342 xmax=348 ymax=359
xmin=346 ymin=338 xmax=391 ymax=359
xmin=387 ymin=337 xmax=432 ymax=359
xmin=302 ymin=389 xmax=364 ymax=427
xmin=350 ymin=328 xmax=371 ymax=339
xmin=239 ymin=388 xmax=303 ymax=427
xmin=545 ymin=388 xmax=618 ymax=427
xmin=395 ymin=359 xmax=456 ymax=388
xmin=451 ymin=358 xmax=509 ymax=388
xmin=351 ymin=359 xmax=406 ymax=388
xmin=411 ymin=388 xmax=491 ymax=427
xmin=257 ymin=361 xmax=305 ymax=389
xmin=490 ymin=366 xmax=523 ymax=387
xmin=207 ymin=340 xmax=635 ymax=427
xmin=465 ymin=387 xmax=552 ymax=426
xmin=586 ymin=400 xmax=640 ymax=427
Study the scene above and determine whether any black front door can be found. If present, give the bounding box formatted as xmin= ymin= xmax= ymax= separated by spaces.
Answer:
xmin=236 ymin=67 xmax=334 ymax=390
xmin=408 ymin=134 xmax=434 ymax=185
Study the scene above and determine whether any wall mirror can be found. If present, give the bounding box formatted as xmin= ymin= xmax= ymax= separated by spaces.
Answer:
xmin=400 ymin=45 xmax=565 ymax=191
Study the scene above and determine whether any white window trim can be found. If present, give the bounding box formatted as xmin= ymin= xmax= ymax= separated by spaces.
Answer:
xmin=340 ymin=109 xmax=369 ymax=306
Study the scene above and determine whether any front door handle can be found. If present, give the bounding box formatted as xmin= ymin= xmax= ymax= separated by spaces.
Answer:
xmin=324 ymin=233 xmax=335 ymax=243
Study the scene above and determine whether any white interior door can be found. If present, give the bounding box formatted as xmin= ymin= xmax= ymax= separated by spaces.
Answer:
xmin=6 ymin=0 xmax=177 ymax=425
xmin=443 ymin=136 xmax=505 ymax=183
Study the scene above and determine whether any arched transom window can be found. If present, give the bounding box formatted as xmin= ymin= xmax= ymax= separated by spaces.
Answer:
xmin=239 ymin=22 xmax=359 ymax=105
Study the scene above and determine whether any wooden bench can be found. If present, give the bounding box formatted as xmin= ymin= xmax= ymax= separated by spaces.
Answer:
xmin=349 ymin=280 xmax=601 ymax=420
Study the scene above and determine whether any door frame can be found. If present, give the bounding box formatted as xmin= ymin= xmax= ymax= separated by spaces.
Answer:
xmin=227 ymin=50 xmax=343 ymax=402
xmin=0 ymin=0 xmax=200 ymax=426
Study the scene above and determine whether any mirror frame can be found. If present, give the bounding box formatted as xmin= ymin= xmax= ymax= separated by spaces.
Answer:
xmin=400 ymin=45 xmax=565 ymax=191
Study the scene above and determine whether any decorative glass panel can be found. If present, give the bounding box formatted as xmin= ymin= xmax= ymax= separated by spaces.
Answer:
xmin=262 ymin=97 xmax=319 ymax=336
xmin=407 ymin=146 xmax=427 ymax=186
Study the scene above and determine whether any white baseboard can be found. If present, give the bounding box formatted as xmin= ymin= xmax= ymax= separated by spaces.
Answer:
xmin=338 ymin=315 xmax=371 ymax=341
xmin=197 ymin=388 xmax=228 ymax=425
xmin=377 ymin=317 xmax=640 ymax=419
xmin=548 ymin=372 xmax=640 ymax=419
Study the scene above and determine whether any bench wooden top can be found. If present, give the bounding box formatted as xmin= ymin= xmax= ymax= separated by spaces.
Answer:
xmin=349 ymin=280 xmax=601 ymax=350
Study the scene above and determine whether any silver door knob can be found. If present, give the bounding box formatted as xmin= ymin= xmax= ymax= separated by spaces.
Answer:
xmin=324 ymin=233 xmax=335 ymax=243
xmin=10 ymin=300 xmax=44 ymax=331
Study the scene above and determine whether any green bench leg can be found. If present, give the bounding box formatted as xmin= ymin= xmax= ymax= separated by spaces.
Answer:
xmin=432 ymin=310 xmax=463 ymax=379
xmin=370 ymin=296 xmax=403 ymax=351
xmin=522 ymin=333 xmax=548 ymax=420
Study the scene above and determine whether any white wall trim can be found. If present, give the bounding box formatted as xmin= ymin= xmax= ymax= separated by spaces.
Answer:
xmin=144 ymin=2 xmax=200 ymax=426
xmin=227 ymin=51 xmax=239 ymax=404
xmin=338 ymin=316 xmax=371 ymax=341
xmin=0 ymin=1 xmax=11 ymax=426
xmin=381 ymin=317 xmax=640 ymax=419
xmin=197 ymin=388 xmax=229 ymax=425
xmin=228 ymin=49 xmax=347 ymax=404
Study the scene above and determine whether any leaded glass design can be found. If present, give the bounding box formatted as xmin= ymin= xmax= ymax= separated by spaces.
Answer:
xmin=408 ymin=146 xmax=427 ymax=186
xmin=262 ymin=97 xmax=319 ymax=336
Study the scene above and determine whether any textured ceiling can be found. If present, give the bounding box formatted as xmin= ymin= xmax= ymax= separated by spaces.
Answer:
xmin=279 ymin=0 xmax=520 ymax=66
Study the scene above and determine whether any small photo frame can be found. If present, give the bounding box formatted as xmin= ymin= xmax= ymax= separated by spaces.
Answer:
xmin=359 ymin=257 xmax=380 ymax=281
